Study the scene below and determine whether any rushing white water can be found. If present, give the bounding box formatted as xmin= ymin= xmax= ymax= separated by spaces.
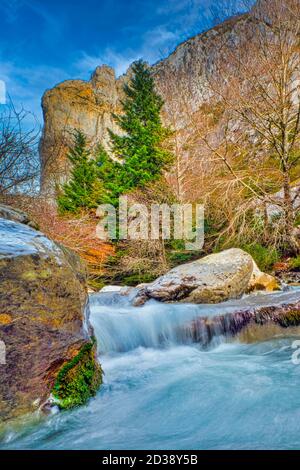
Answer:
xmin=90 ymin=289 xmax=300 ymax=353
xmin=2 ymin=289 xmax=300 ymax=450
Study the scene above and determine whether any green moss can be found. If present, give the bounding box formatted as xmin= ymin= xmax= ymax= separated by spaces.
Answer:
xmin=167 ymin=250 xmax=201 ymax=267
xmin=121 ymin=273 xmax=157 ymax=286
xmin=290 ymin=256 xmax=300 ymax=270
xmin=52 ymin=337 xmax=102 ymax=410
xmin=21 ymin=268 xmax=52 ymax=282
xmin=38 ymin=269 xmax=52 ymax=279
xmin=88 ymin=277 xmax=106 ymax=291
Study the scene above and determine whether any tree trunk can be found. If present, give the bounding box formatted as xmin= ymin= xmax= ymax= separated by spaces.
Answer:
xmin=283 ymin=174 xmax=299 ymax=255
xmin=263 ymin=202 xmax=270 ymax=245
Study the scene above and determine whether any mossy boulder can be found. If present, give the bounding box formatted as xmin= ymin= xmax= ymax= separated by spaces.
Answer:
xmin=0 ymin=216 xmax=102 ymax=422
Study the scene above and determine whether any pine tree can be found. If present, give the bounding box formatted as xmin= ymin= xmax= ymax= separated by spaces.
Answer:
xmin=57 ymin=130 xmax=103 ymax=214
xmin=95 ymin=144 xmax=123 ymax=207
xmin=107 ymin=59 xmax=173 ymax=202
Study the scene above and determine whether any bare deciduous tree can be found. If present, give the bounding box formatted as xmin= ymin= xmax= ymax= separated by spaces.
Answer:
xmin=0 ymin=102 xmax=40 ymax=196
xmin=196 ymin=0 xmax=300 ymax=253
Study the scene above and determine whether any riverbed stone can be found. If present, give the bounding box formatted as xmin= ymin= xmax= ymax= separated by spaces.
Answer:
xmin=185 ymin=296 xmax=300 ymax=347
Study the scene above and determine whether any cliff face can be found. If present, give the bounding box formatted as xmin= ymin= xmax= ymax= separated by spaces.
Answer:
xmin=40 ymin=66 xmax=124 ymax=192
xmin=39 ymin=11 xmax=254 ymax=195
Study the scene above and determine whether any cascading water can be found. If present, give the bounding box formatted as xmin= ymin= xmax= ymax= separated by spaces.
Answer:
xmin=2 ymin=288 xmax=300 ymax=450
xmin=90 ymin=289 xmax=300 ymax=353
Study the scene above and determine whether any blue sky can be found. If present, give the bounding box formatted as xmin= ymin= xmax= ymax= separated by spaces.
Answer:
xmin=0 ymin=0 xmax=244 ymax=125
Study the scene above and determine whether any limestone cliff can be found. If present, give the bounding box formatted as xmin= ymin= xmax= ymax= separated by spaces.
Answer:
xmin=39 ymin=11 xmax=256 ymax=193
xmin=40 ymin=66 xmax=124 ymax=192
xmin=39 ymin=3 xmax=265 ymax=197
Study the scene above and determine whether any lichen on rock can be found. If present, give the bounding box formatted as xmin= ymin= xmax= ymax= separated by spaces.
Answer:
xmin=248 ymin=261 xmax=280 ymax=293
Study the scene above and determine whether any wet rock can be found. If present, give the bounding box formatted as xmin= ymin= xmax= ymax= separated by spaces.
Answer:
xmin=182 ymin=297 xmax=300 ymax=347
xmin=248 ymin=261 xmax=280 ymax=292
xmin=133 ymin=249 xmax=255 ymax=306
xmin=0 ymin=204 xmax=38 ymax=229
xmin=274 ymin=261 xmax=300 ymax=286
xmin=0 ymin=218 xmax=102 ymax=422
xmin=133 ymin=249 xmax=281 ymax=306
xmin=276 ymin=270 xmax=300 ymax=286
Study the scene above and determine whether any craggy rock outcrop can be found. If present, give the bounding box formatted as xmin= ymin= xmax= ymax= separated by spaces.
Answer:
xmin=0 ymin=216 xmax=102 ymax=422
xmin=40 ymin=1 xmax=297 ymax=209
xmin=40 ymin=65 xmax=125 ymax=192
xmin=133 ymin=248 xmax=278 ymax=306
xmin=39 ymin=9 xmax=258 ymax=193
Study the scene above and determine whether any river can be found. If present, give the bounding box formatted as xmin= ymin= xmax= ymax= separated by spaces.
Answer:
xmin=1 ymin=289 xmax=300 ymax=450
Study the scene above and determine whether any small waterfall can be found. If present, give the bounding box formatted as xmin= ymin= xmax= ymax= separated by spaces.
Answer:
xmin=90 ymin=289 xmax=300 ymax=354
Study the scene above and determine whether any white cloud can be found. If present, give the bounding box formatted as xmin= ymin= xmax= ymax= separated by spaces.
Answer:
xmin=76 ymin=23 xmax=180 ymax=78
xmin=86 ymin=0 xmax=213 ymax=79
xmin=142 ymin=26 xmax=177 ymax=48
xmin=0 ymin=58 xmax=67 ymax=124
xmin=0 ymin=0 xmax=250 ymax=126
xmin=76 ymin=49 xmax=138 ymax=78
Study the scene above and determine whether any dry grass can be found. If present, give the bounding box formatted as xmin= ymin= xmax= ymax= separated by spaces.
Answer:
xmin=2 ymin=195 xmax=114 ymax=287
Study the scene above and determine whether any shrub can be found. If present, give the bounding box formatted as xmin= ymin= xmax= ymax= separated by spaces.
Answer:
xmin=242 ymin=243 xmax=280 ymax=272
xmin=290 ymin=256 xmax=300 ymax=270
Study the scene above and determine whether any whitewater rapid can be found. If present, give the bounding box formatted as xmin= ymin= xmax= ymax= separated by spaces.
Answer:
xmin=90 ymin=288 xmax=300 ymax=353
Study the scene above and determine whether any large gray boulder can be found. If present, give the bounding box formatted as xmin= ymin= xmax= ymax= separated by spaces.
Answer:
xmin=133 ymin=248 xmax=278 ymax=306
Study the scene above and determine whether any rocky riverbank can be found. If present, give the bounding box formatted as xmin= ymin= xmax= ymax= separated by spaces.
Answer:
xmin=0 ymin=205 xmax=298 ymax=424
